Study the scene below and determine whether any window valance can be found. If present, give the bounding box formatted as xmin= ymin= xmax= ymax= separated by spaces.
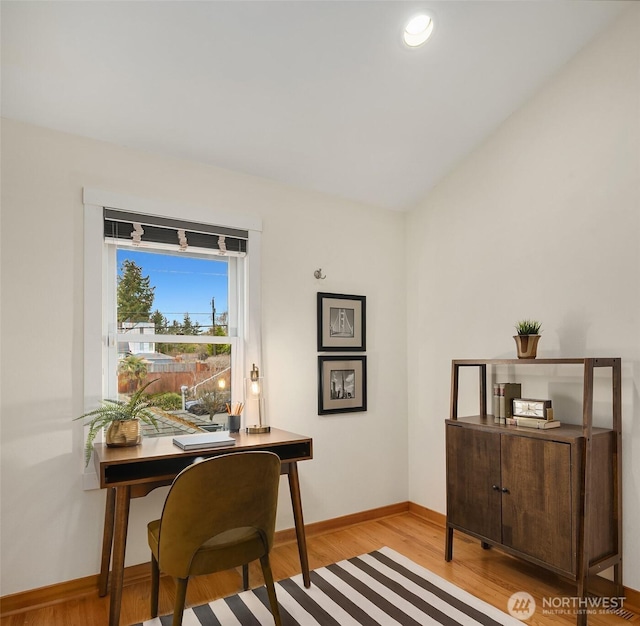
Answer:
xmin=103 ymin=208 xmax=248 ymax=256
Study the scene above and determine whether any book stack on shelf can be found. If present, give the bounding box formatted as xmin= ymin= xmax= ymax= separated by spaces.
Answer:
xmin=492 ymin=383 xmax=521 ymax=425
xmin=512 ymin=416 xmax=560 ymax=429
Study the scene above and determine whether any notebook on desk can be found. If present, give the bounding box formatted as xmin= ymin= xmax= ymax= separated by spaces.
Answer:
xmin=172 ymin=431 xmax=236 ymax=451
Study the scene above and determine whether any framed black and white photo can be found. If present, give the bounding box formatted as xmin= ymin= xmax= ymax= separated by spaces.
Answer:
xmin=317 ymin=292 xmax=366 ymax=351
xmin=318 ymin=355 xmax=367 ymax=415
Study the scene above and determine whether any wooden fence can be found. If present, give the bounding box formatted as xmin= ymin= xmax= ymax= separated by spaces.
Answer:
xmin=118 ymin=366 xmax=230 ymax=396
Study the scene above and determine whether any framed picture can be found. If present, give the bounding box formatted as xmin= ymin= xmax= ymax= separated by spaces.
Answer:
xmin=317 ymin=292 xmax=366 ymax=351
xmin=318 ymin=356 xmax=367 ymax=415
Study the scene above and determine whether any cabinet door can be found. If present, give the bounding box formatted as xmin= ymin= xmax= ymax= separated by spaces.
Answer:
xmin=501 ymin=435 xmax=573 ymax=573
xmin=446 ymin=425 xmax=501 ymax=543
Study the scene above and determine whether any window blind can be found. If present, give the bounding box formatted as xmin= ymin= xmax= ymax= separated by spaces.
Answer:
xmin=103 ymin=208 xmax=248 ymax=255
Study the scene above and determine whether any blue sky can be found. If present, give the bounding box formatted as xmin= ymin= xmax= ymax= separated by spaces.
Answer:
xmin=117 ymin=249 xmax=228 ymax=328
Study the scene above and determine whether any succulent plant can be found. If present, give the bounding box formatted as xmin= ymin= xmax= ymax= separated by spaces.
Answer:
xmin=515 ymin=319 xmax=542 ymax=336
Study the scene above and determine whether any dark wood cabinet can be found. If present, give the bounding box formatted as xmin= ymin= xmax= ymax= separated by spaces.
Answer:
xmin=500 ymin=433 xmax=573 ymax=572
xmin=447 ymin=423 xmax=579 ymax=574
xmin=446 ymin=426 xmax=501 ymax=544
xmin=445 ymin=358 xmax=622 ymax=626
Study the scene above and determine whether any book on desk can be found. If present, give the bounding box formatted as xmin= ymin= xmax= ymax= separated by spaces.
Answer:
xmin=172 ymin=431 xmax=236 ymax=451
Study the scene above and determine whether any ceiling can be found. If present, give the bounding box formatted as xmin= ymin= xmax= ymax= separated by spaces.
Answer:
xmin=0 ymin=1 xmax=628 ymax=210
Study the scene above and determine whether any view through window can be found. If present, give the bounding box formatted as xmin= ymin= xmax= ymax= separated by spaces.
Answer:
xmin=114 ymin=248 xmax=234 ymax=438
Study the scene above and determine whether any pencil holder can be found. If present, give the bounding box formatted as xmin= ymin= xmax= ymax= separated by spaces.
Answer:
xmin=228 ymin=414 xmax=241 ymax=433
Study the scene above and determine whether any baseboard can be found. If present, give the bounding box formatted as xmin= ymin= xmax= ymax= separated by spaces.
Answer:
xmin=274 ymin=501 xmax=410 ymax=544
xmin=0 ymin=562 xmax=151 ymax=617
xmin=2 ymin=502 xmax=638 ymax=617
xmin=0 ymin=501 xmax=410 ymax=616
xmin=407 ymin=501 xmax=446 ymax=527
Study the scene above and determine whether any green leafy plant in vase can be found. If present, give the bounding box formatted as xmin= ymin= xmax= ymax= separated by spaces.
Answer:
xmin=75 ymin=379 xmax=160 ymax=466
xmin=514 ymin=319 xmax=542 ymax=359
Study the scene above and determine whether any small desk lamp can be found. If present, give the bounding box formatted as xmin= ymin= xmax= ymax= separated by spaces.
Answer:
xmin=245 ymin=363 xmax=270 ymax=434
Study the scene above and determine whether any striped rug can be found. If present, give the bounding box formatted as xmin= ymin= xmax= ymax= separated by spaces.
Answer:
xmin=135 ymin=547 xmax=521 ymax=625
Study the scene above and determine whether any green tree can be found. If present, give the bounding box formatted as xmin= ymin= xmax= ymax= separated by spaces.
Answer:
xmin=117 ymin=260 xmax=155 ymax=323
xmin=118 ymin=354 xmax=148 ymax=391
xmin=151 ymin=310 xmax=172 ymax=354
xmin=207 ymin=312 xmax=230 ymax=355
xmin=212 ymin=325 xmax=231 ymax=355
xmin=151 ymin=309 xmax=167 ymax=334
xmin=181 ymin=313 xmax=201 ymax=336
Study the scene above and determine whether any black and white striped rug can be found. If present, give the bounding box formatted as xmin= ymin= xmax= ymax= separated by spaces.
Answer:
xmin=136 ymin=547 xmax=521 ymax=625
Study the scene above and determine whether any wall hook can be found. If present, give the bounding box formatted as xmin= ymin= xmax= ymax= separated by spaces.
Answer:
xmin=314 ymin=268 xmax=326 ymax=280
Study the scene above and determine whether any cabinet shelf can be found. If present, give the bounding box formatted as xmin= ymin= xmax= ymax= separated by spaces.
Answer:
xmin=447 ymin=414 xmax=613 ymax=442
xmin=445 ymin=358 xmax=622 ymax=626
xmin=452 ymin=357 xmax=617 ymax=366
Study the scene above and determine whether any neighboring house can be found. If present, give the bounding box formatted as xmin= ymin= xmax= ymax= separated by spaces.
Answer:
xmin=118 ymin=323 xmax=180 ymax=372
xmin=120 ymin=321 xmax=156 ymax=354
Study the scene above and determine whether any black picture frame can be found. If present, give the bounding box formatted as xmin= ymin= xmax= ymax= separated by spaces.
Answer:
xmin=318 ymin=355 xmax=367 ymax=415
xmin=317 ymin=292 xmax=366 ymax=352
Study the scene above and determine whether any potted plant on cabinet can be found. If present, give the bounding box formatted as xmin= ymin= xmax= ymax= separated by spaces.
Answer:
xmin=514 ymin=319 xmax=542 ymax=359
xmin=75 ymin=379 xmax=159 ymax=466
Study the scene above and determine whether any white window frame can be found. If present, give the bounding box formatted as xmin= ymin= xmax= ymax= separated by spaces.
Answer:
xmin=104 ymin=243 xmax=242 ymax=401
xmin=82 ymin=188 xmax=262 ymax=489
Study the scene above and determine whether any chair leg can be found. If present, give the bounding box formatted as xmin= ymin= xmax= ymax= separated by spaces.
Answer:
xmin=150 ymin=555 xmax=160 ymax=618
xmin=260 ymin=554 xmax=282 ymax=626
xmin=242 ymin=563 xmax=249 ymax=590
xmin=172 ymin=577 xmax=189 ymax=626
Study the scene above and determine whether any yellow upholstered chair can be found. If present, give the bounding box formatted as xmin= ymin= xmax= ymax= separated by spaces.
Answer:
xmin=147 ymin=451 xmax=282 ymax=626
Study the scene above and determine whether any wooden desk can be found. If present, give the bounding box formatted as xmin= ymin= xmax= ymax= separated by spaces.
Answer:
xmin=93 ymin=428 xmax=313 ymax=626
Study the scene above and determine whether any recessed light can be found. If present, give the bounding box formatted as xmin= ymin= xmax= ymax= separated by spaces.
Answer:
xmin=403 ymin=14 xmax=434 ymax=48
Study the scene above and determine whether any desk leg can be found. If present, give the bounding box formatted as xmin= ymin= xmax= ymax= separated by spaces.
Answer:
xmin=287 ymin=461 xmax=310 ymax=588
xmin=109 ymin=485 xmax=131 ymax=626
xmin=99 ymin=488 xmax=116 ymax=597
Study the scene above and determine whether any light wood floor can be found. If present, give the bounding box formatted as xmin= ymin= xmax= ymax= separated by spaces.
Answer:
xmin=1 ymin=512 xmax=636 ymax=625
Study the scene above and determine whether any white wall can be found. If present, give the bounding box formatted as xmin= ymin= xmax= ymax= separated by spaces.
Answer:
xmin=1 ymin=3 xmax=638 ymax=600
xmin=0 ymin=119 xmax=408 ymax=595
xmin=406 ymin=6 xmax=639 ymax=591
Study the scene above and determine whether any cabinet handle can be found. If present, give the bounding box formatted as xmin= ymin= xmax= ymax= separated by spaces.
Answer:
xmin=492 ymin=484 xmax=500 ymax=491
xmin=501 ymin=487 xmax=510 ymax=494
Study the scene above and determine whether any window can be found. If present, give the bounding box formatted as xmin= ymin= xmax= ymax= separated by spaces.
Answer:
xmin=82 ymin=189 xmax=262 ymax=486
